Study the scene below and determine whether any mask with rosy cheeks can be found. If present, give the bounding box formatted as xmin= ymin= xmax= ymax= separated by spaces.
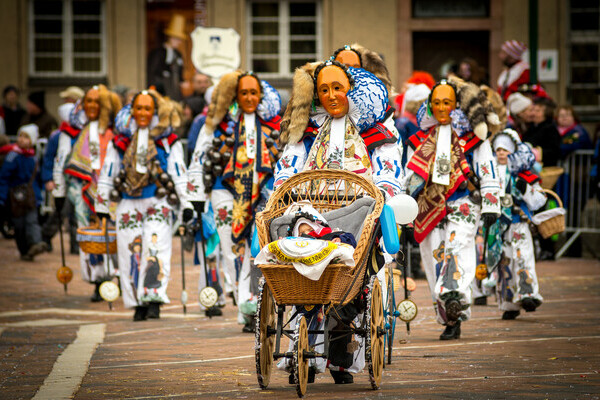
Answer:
xmin=132 ymin=94 xmax=155 ymax=128
xmin=83 ymin=88 xmax=101 ymax=121
xmin=237 ymin=76 xmax=261 ymax=114
xmin=430 ymin=84 xmax=456 ymax=125
xmin=334 ymin=49 xmax=361 ymax=68
xmin=316 ymin=65 xmax=351 ymax=118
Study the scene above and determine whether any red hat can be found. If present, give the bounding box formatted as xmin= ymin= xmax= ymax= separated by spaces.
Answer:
xmin=501 ymin=40 xmax=527 ymax=61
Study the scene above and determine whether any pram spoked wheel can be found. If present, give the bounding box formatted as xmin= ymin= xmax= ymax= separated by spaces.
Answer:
xmin=366 ymin=275 xmax=384 ymax=389
xmin=255 ymin=278 xmax=276 ymax=389
xmin=292 ymin=315 xmax=309 ymax=397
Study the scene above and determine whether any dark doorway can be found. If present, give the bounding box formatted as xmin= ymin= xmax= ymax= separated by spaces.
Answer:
xmin=412 ymin=31 xmax=490 ymax=85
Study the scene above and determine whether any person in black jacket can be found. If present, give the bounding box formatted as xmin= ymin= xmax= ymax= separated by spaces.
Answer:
xmin=522 ymin=97 xmax=561 ymax=167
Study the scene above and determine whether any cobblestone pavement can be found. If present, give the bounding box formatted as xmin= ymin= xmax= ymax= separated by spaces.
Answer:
xmin=0 ymin=234 xmax=599 ymax=399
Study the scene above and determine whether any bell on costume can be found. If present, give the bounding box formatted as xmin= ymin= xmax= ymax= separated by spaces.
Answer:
xmin=155 ymin=186 xmax=167 ymax=198
xmin=270 ymin=130 xmax=280 ymax=140
xmin=224 ymin=137 xmax=235 ymax=148
xmin=113 ymin=176 xmax=122 ymax=187
xmin=159 ymin=172 xmax=170 ymax=184
xmin=109 ymin=189 xmax=121 ymax=202
xmin=213 ymin=165 xmax=223 ymax=176
xmin=165 ymin=180 xmax=175 ymax=191
xmin=222 ymin=151 xmax=232 ymax=162
xmin=210 ymin=151 xmax=222 ymax=164
xmin=265 ymin=137 xmax=275 ymax=147
xmin=212 ymin=137 xmax=222 ymax=148
xmin=203 ymin=159 xmax=213 ymax=172
xmin=167 ymin=192 xmax=179 ymax=206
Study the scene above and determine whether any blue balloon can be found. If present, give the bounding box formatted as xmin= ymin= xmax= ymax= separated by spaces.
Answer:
xmin=251 ymin=226 xmax=261 ymax=257
xmin=380 ymin=204 xmax=400 ymax=254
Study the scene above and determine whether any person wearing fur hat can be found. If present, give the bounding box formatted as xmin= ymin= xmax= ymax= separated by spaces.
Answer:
xmin=497 ymin=40 xmax=531 ymax=101
xmin=96 ymin=89 xmax=192 ymax=320
xmin=0 ymin=124 xmax=49 ymax=261
xmin=187 ymin=70 xmax=281 ymax=325
xmin=487 ymin=128 xmax=545 ymax=319
xmin=404 ymin=79 xmax=501 ymax=340
xmin=20 ymin=90 xmax=58 ymax=139
xmin=53 ymin=84 xmax=122 ymax=301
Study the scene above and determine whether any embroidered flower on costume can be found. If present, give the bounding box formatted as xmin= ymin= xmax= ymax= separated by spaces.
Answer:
xmin=187 ymin=182 xmax=196 ymax=192
xmin=459 ymin=203 xmax=470 ymax=216
xmin=484 ymin=193 xmax=498 ymax=204
xmin=136 ymin=211 xmax=143 ymax=222
xmin=218 ymin=208 xmax=228 ymax=221
xmin=147 ymin=207 xmax=156 ymax=215
xmin=162 ymin=207 xmax=169 ymax=218
xmin=122 ymin=213 xmax=130 ymax=224
xmin=98 ymin=194 xmax=105 ymax=204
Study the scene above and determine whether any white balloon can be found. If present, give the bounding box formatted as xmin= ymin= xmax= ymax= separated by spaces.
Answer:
xmin=387 ymin=194 xmax=419 ymax=225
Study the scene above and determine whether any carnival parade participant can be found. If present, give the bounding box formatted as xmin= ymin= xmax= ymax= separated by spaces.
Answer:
xmin=275 ymin=60 xmax=403 ymax=384
xmin=187 ymin=70 xmax=281 ymax=330
xmin=404 ymin=79 xmax=501 ymax=340
xmin=54 ymin=85 xmax=122 ymax=301
xmin=96 ymin=90 xmax=192 ymax=321
xmin=487 ymin=128 xmax=545 ymax=319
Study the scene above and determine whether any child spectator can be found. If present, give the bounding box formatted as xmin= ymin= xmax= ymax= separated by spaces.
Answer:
xmin=0 ymin=124 xmax=48 ymax=260
xmin=555 ymin=105 xmax=593 ymax=159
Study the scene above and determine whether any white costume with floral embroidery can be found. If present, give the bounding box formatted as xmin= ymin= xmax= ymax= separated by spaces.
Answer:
xmin=404 ymin=115 xmax=501 ymax=325
xmin=96 ymin=116 xmax=190 ymax=309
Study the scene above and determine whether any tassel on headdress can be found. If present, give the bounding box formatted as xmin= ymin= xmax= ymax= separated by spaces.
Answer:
xmin=448 ymin=76 xmax=499 ymax=141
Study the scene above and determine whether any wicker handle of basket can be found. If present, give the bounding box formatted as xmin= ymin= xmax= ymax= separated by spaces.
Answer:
xmin=539 ymin=188 xmax=563 ymax=208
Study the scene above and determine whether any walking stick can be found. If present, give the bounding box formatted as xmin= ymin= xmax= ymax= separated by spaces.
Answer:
xmin=178 ymin=225 xmax=188 ymax=315
xmin=55 ymin=208 xmax=72 ymax=294
xmin=196 ymin=210 xmax=218 ymax=314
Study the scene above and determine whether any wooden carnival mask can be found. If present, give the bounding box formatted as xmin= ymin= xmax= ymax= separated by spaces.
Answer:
xmin=316 ymin=65 xmax=351 ymax=119
xmin=430 ymin=84 xmax=456 ymax=125
xmin=132 ymin=92 xmax=155 ymax=128
xmin=334 ymin=49 xmax=361 ymax=69
xmin=83 ymin=87 xmax=101 ymax=121
xmin=237 ymin=75 xmax=261 ymax=114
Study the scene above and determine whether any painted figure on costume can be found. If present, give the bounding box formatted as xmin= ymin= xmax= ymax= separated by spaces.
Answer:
xmin=55 ymin=85 xmax=122 ymax=302
xmin=488 ymin=128 xmax=545 ymax=320
xmin=404 ymin=78 xmax=501 ymax=340
xmin=187 ymin=70 xmax=281 ymax=323
xmin=96 ymin=89 xmax=192 ymax=321
xmin=128 ymin=235 xmax=142 ymax=288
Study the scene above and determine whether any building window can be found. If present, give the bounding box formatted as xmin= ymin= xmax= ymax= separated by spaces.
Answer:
xmin=412 ymin=0 xmax=489 ymax=18
xmin=568 ymin=0 xmax=600 ymax=115
xmin=29 ymin=0 xmax=106 ymax=78
xmin=247 ymin=0 xmax=321 ymax=78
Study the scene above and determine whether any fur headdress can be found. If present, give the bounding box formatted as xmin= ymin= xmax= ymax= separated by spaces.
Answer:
xmin=280 ymin=62 xmax=320 ymax=145
xmin=447 ymin=76 xmax=500 ymax=140
xmin=147 ymin=89 xmax=182 ymax=137
xmin=204 ymin=70 xmax=244 ymax=135
xmin=94 ymin=84 xmax=122 ymax=133
xmin=348 ymin=43 xmax=395 ymax=97
xmin=480 ymin=85 xmax=506 ymax=136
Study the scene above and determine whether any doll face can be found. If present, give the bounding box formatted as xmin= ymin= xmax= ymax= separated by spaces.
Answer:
xmin=297 ymin=223 xmax=313 ymax=236
xmin=132 ymin=93 xmax=155 ymax=128
xmin=83 ymin=88 xmax=100 ymax=121
xmin=430 ymin=84 xmax=456 ymax=125
xmin=237 ymin=76 xmax=261 ymax=114
xmin=316 ymin=65 xmax=350 ymax=119
xmin=335 ymin=50 xmax=361 ymax=68
xmin=495 ymin=148 xmax=510 ymax=165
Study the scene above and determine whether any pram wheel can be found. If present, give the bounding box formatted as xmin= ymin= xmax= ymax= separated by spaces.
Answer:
xmin=255 ymin=278 xmax=276 ymax=389
xmin=366 ymin=275 xmax=384 ymax=389
xmin=384 ymin=264 xmax=398 ymax=365
xmin=293 ymin=315 xmax=309 ymax=397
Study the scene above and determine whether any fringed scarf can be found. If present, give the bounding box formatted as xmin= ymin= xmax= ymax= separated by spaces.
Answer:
xmin=121 ymin=128 xmax=158 ymax=197
xmin=221 ymin=115 xmax=276 ymax=243
xmin=64 ymin=123 xmax=114 ymax=212
xmin=406 ymin=126 xmax=470 ymax=243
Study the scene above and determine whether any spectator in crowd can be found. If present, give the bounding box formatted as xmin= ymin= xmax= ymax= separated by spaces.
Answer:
xmin=180 ymin=96 xmax=205 ymax=137
xmin=147 ymin=14 xmax=188 ymax=101
xmin=457 ymin=57 xmax=487 ymax=85
xmin=395 ymin=83 xmax=430 ymax=166
xmin=20 ymin=90 xmax=58 ymax=139
xmin=506 ymin=92 xmax=534 ymax=137
xmin=0 ymin=124 xmax=48 ymax=261
xmin=1 ymin=85 xmax=27 ymax=136
xmin=497 ymin=40 xmax=530 ymax=101
xmin=59 ymin=86 xmax=85 ymax=104
xmin=523 ymin=97 xmax=561 ymax=167
xmin=186 ymin=72 xmax=212 ymax=111
xmin=555 ymin=105 xmax=593 ymax=159
xmin=394 ymin=70 xmax=435 ymax=118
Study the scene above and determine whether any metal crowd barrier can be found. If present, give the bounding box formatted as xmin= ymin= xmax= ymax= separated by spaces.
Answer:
xmin=555 ymin=149 xmax=599 ymax=258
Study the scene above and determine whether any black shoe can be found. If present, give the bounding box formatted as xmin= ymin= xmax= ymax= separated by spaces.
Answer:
xmin=20 ymin=254 xmax=34 ymax=262
xmin=90 ymin=283 xmax=103 ymax=302
xmin=242 ymin=322 xmax=255 ymax=333
xmin=27 ymin=242 xmax=49 ymax=258
xmin=445 ymin=299 xmax=462 ymax=322
xmin=228 ymin=292 xmax=237 ymax=306
xmin=133 ymin=306 xmax=148 ymax=321
xmin=502 ymin=310 xmax=520 ymax=320
xmin=439 ymin=321 xmax=461 ymax=340
xmin=521 ymin=297 xmax=538 ymax=312
xmin=147 ymin=302 xmax=160 ymax=318
xmin=330 ymin=370 xmax=353 ymax=384
xmin=205 ymin=306 xmax=223 ymax=317
xmin=538 ymin=250 xmax=555 ymax=261
xmin=473 ymin=296 xmax=487 ymax=306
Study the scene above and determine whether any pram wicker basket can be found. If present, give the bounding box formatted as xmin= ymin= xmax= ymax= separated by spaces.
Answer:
xmin=76 ymin=218 xmax=117 ymax=255
xmin=255 ymin=169 xmax=384 ymax=306
xmin=534 ymin=189 xmax=566 ymax=239
xmin=539 ymin=166 xmax=564 ymax=190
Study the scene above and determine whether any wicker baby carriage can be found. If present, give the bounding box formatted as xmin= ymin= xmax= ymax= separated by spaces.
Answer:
xmin=539 ymin=166 xmax=564 ymax=190
xmin=532 ymin=189 xmax=566 ymax=239
xmin=253 ymin=169 xmax=386 ymax=397
xmin=76 ymin=218 xmax=117 ymax=255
